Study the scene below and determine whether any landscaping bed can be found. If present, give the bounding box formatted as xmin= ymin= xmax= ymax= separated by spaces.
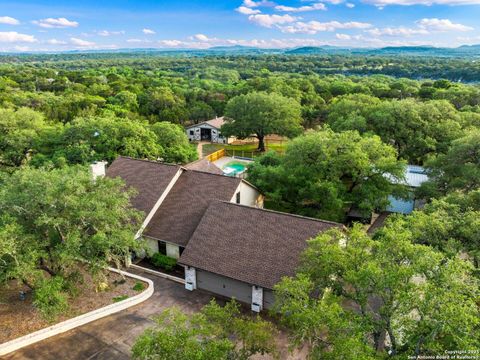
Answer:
xmin=0 ymin=269 xmax=146 ymax=344
xmin=136 ymin=257 xmax=185 ymax=279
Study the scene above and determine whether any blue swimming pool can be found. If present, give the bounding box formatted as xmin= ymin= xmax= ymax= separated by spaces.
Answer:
xmin=223 ymin=162 xmax=247 ymax=176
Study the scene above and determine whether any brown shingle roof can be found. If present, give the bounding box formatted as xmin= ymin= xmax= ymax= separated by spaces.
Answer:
xmin=144 ymin=171 xmax=241 ymax=247
xmin=186 ymin=117 xmax=225 ymax=130
xmin=184 ymin=158 xmax=223 ymax=175
xmin=179 ymin=202 xmax=343 ymax=289
xmin=205 ymin=116 xmax=225 ymax=129
xmin=105 ymin=157 xmax=180 ymax=216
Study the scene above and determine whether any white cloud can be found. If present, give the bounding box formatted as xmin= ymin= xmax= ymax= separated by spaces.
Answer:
xmin=243 ymin=0 xmax=275 ymax=7
xmin=0 ymin=16 xmax=20 ymax=25
xmin=281 ymin=20 xmax=372 ymax=34
xmin=346 ymin=2 xmax=356 ymax=7
xmin=275 ymin=2 xmax=327 ymax=11
xmin=248 ymin=14 xmax=298 ymax=28
xmin=97 ymin=30 xmax=125 ymax=36
xmin=33 ymin=17 xmax=78 ymax=28
xmin=416 ymin=18 xmax=473 ymax=31
xmin=159 ymin=39 xmax=185 ymax=47
xmin=236 ymin=6 xmax=262 ymax=14
xmin=193 ymin=34 xmax=210 ymax=41
xmin=322 ymin=0 xmax=346 ymax=3
xmin=47 ymin=38 xmax=67 ymax=45
xmin=363 ymin=0 xmax=480 ymax=6
xmin=366 ymin=27 xmax=429 ymax=36
xmin=70 ymin=37 xmax=95 ymax=47
xmin=142 ymin=28 xmax=155 ymax=35
xmin=0 ymin=31 xmax=36 ymax=43
xmin=336 ymin=33 xmax=352 ymax=40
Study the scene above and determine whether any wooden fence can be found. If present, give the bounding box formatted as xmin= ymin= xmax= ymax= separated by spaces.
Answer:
xmin=206 ymin=148 xmax=226 ymax=162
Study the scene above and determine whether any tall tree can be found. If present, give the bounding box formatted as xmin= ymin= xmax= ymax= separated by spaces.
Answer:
xmin=248 ymin=128 xmax=406 ymax=222
xmin=275 ymin=223 xmax=480 ymax=358
xmin=418 ymin=129 xmax=480 ymax=198
xmin=222 ymin=92 xmax=303 ymax=152
xmin=0 ymin=165 xmax=142 ymax=317
xmin=0 ymin=107 xmax=49 ymax=168
xmin=132 ymin=300 xmax=278 ymax=360
xmin=150 ymin=121 xmax=197 ymax=164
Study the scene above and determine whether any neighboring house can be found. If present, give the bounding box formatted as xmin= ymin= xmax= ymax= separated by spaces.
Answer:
xmin=179 ymin=202 xmax=342 ymax=311
xmin=387 ymin=165 xmax=429 ymax=214
xmin=186 ymin=117 xmax=233 ymax=144
xmin=104 ymin=156 xmax=342 ymax=312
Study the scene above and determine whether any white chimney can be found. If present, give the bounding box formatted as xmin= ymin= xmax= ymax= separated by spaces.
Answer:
xmin=90 ymin=161 xmax=108 ymax=180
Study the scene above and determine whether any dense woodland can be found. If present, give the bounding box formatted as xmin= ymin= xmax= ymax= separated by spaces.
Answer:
xmin=1 ymin=54 xmax=479 ymax=359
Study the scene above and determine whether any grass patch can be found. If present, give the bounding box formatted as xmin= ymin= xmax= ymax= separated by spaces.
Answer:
xmin=112 ymin=295 xmax=129 ymax=303
xmin=132 ymin=282 xmax=145 ymax=292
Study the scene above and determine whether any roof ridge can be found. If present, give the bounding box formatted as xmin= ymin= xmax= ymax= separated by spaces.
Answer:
xmin=215 ymin=200 xmax=343 ymax=227
xmin=185 ymin=167 xmax=242 ymax=181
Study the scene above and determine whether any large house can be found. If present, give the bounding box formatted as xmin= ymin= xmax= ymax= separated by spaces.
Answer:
xmin=185 ymin=117 xmax=233 ymax=144
xmin=106 ymin=157 xmax=262 ymax=258
xmin=104 ymin=156 xmax=342 ymax=312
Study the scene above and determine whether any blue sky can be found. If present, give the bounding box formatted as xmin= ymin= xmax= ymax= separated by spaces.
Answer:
xmin=0 ymin=0 xmax=479 ymax=52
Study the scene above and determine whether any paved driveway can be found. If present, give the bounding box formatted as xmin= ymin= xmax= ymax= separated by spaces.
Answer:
xmin=4 ymin=270 xmax=215 ymax=360
xmin=4 ymin=269 xmax=306 ymax=360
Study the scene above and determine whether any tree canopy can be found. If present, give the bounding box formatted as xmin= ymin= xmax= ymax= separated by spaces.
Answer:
xmin=248 ymin=128 xmax=406 ymax=222
xmin=222 ymin=92 xmax=303 ymax=151
xmin=274 ymin=223 xmax=480 ymax=358
xmin=132 ymin=300 xmax=278 ymax=360
xmin=0 ymin=165 xmax=142 ymax=318
xmin=418 ymin=129 xmax=480 ymax=198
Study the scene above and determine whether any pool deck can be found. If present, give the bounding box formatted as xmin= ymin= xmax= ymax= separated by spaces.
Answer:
xmin=213 ymin=156 xmax=252 ymax=169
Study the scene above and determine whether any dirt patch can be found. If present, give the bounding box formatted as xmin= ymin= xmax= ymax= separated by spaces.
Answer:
xmin=0 ymin=269 xmax=146 ymax=344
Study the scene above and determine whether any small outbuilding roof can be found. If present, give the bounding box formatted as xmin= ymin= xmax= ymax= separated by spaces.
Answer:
xmin=105 ymin=157 xmax=180 ymax=216
xmin=385 ymin=165 xmax=429 ymax=188
xmin=144 ymin=171 xmax=242 ymax=247
xmin=179 ymin=201 xmax=343 ymax=289
xmin=186 ymin=116 xmax=225 ymax=130
xmin=405 ymin=165 xmax=429 ymax=188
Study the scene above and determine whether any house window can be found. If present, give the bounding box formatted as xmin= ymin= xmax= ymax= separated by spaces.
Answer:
xmin=236 ymin=192 xmax=241 ymax=204
xmin=189 ymin=130 xmax=194 ymax=135
xmin=158 ymin=241 xmax=167 ymax=255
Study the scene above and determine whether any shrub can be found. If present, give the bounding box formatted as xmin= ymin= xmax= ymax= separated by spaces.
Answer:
xmin=151 ymin=253 xmax=177 ymax=271
xmin=113 ymin=295 xmax=129 ymax=303
xmin=33 ymin=276 xmax=69 ymax=320
xmin=133 ymin=282 xmax=145 ymax=292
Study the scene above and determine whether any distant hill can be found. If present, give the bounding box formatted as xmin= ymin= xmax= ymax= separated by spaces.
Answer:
xmin=2 ymin=44 xmax=480 ymax=58
xmin=285 ymin=47 xmax=327 ymax=54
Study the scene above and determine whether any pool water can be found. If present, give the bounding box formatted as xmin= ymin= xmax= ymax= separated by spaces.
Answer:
xmin=223 ymin=162 xmax=247 ymax=176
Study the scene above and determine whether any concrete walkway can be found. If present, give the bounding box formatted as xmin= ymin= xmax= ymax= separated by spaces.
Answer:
xmin=195 ymin=141 xmax=209 ymax=159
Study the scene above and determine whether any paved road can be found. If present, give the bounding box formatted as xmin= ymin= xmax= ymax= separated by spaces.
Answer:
xmin=4 ymin=270 xmax=215 ymax=360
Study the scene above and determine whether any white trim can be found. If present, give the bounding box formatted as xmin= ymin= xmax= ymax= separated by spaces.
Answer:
xmin=135 ymin=168 xmax=184 ymax=239
xmin=0 ymin=268 xmax=153 ymax=356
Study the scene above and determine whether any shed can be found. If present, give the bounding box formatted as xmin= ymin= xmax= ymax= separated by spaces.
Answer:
xmin=185 ymin=117 xmax=233 ymax=144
